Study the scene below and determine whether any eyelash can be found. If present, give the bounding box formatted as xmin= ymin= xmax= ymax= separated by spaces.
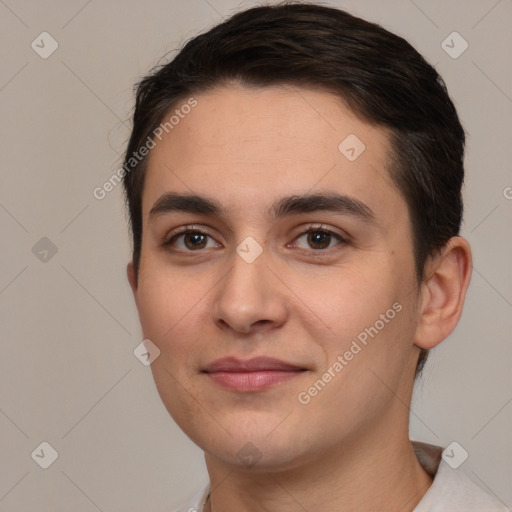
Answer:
xmin=163 ymin=224 xmax=349 ymax=254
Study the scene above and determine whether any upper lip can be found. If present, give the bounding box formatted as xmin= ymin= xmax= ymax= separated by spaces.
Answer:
xmin=203 ymin=356 xmax=306 ymax=373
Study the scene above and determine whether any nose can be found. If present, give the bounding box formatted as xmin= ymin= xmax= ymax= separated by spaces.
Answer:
xmin=213 ymin=245 xmax=288 ymax=335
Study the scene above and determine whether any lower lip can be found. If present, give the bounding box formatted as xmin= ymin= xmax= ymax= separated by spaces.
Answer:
xmin=205 ymin=370 xmax=304 ymax=391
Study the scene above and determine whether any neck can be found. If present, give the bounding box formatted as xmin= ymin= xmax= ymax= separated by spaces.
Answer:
xmin=203 ymin=422 xmax=433 ymax=512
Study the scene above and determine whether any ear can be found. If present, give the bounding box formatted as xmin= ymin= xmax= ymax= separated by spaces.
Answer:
xmin=414 ymin=237 xmax=472 ymax=350
xmin=127 ymin=261 xmax=138 ymax=295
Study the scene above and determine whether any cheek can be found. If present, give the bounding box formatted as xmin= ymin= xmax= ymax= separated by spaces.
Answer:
xmin=135 ymin=261 xmax=209 ymax=354
xmin=292 ymin=262 xmax=400 ymax=339
xmin=299 ymin=302 xmax=415 ymax=436
xmin=300 ymin=262 xmax=415 ymax=384
xmin=135 ymin=264 xmax=212 ymax=428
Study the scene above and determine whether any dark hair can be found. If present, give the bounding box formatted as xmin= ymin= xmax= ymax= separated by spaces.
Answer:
xmin=122 ymin=1 xmax=466 ymax=377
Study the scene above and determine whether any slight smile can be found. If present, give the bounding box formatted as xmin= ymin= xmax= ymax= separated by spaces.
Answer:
xmin=202 ymin=356 xmax=308 ymax=392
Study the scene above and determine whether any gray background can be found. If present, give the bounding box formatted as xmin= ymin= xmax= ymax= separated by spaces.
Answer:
xmin=1 ymin=0 xmax=511 ymax=510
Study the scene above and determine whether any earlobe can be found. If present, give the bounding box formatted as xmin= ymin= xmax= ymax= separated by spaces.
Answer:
xmin=414 ymin=237 xmax=472 ymax=350
xmin=127 ymin=261 xmax=138 ymax=294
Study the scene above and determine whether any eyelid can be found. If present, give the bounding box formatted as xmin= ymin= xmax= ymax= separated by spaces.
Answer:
xmin=165 ymin=224 xmax=347 ymax=239
xmin=288 ymin=224 xmax=349 ymax=250
xmin=164 ymin=225 xmax=220 ymax=247
xmin=291 ymin=223 xmax=350 ymax=242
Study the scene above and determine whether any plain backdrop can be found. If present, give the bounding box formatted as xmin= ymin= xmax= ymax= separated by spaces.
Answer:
xmin=1 ymin=0 xmax=511 ymax=510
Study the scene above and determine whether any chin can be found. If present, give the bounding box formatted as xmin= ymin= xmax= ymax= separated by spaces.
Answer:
xmin=206 ymin=438 xmax=309 ymax=473
xmin=196 ymin=416 xmax=313 ymax=470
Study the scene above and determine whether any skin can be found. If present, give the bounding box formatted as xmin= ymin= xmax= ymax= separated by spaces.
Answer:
xmin=127 ymin=84 xmax=472 ymax=511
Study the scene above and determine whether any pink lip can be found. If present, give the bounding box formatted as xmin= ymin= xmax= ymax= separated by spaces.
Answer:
xmin=203 ymin=357 xmax=307 ymax=392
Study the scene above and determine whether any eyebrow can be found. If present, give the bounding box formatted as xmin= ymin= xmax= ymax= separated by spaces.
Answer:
xmin=149 ymin=192 xmax=376 ymax=223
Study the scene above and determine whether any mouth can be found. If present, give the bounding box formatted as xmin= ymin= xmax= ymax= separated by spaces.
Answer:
xmin=202 ymin=356 xmax=308 ymax=392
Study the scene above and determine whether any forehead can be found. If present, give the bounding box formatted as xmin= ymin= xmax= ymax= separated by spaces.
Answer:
xmin=142 ymin=84 xmax=405 ymax=226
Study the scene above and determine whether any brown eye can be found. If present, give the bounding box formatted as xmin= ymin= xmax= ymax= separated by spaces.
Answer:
xmin=307 ymin=231 xmax=332 ymax=250
xmin=166 ymin=230 xmax=220 ymax=251
xmin=292 ymin=228 xmax=346 ymax=251
xmin=183 ymin=232 xmax=208 ymax=250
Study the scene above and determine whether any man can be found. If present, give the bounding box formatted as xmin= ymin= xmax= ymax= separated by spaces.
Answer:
xmin=123 ymin=2 xmax=506 ymax=510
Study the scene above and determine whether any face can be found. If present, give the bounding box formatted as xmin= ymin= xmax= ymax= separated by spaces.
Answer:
xmin=129 ymin=84 xmax=423 ymax=471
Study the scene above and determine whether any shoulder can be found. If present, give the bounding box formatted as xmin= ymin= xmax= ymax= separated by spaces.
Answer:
xmin=413 ymin=442 xmax=509 ymax=512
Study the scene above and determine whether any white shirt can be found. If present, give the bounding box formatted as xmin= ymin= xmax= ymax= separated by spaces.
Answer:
xmin=173 ymin=441 xmax=509 ymax=511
